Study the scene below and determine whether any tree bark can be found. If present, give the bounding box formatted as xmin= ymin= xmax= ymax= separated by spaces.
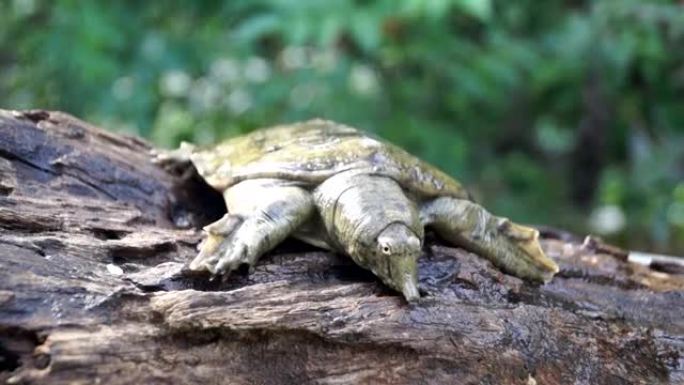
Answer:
xmin=0 ymin=109 xmax=682 ymax=385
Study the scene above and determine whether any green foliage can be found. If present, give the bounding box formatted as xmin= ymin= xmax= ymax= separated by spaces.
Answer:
xmin=1 ymin=0 xmax=683 ymax=253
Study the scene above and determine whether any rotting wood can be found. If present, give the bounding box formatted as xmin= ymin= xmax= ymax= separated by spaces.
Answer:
xmin=0 ymin=109 xmax=682 ymax=385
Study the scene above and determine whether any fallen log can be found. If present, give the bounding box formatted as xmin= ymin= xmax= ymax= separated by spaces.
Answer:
xmin=0 ymin=109 xmax=682 ymax=385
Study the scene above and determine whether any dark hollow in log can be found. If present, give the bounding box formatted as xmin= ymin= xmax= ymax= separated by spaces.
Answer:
xmin=0 ymin=109 xmax=682 ymax=385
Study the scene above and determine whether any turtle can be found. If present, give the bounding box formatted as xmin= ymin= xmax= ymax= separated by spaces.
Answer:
xmin=154 ymin=119 xmax=559 ymax=301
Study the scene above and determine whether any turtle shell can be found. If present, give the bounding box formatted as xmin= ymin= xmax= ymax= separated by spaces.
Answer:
xmin=189 ymin=119 xmax=470 ymax=200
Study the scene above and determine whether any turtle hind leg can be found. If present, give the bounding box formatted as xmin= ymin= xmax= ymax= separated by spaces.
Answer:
xmin=420 ymin=197 xmax=559 ymax=283
xmin=189 ymin=179 xmax=314 ymax=275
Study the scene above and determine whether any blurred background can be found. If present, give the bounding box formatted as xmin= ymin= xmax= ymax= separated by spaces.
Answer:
xmin=1 ymin=0 xmax=683 ymax=254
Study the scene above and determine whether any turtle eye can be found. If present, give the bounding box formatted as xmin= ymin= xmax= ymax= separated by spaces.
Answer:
xmin=381 ymin=244 xmax=392 ymax=255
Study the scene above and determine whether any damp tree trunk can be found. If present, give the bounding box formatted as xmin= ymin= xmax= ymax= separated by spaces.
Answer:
xmin=0 ymin=109 xmax=682 ymax=385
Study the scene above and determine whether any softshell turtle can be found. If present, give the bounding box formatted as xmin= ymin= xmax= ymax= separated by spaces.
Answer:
xmin=155 ymin=119 xmax=558 ymax=301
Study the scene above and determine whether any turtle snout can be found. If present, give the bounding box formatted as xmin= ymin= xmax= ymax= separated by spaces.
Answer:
xmin=375 ymin=223 xmax=422 ymax=301
xmin=386 ymin=252 xmax=420 ymax=302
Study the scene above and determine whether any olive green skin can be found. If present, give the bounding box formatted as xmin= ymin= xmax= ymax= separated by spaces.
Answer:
xmin=158 ymin=119 xmax=558 ymax=301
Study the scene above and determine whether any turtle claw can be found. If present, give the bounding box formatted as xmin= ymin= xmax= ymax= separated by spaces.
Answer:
xmin=188 ymin=180 xmax=314 ymax=280
xmin=191 ymin=240 xmax=253 ymax=276
xmin=188 ymin=214 xmax=256 ymax=276
xmin=213 ymin=243 xmax=251 ymax=273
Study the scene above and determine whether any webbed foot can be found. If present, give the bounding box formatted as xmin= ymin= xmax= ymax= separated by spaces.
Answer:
xmin=421 ymin=197 xmax=559 ymax=283
xmin=189 ymin=213 xmax=249 ymax=273
xmin=188 ymin=179 xmax=314 ymax=276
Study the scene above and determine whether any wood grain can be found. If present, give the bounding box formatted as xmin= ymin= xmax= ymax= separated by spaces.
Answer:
xmin=0 ymin=110 xmax=682 ymax=385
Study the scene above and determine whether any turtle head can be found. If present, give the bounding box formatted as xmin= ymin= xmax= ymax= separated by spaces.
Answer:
xmin=367 ymin=223 xmax=421 ymax=302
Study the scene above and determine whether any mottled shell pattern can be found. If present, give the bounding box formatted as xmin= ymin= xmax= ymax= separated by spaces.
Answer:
xmin=187 ymin=119 xmax=470 ymax=200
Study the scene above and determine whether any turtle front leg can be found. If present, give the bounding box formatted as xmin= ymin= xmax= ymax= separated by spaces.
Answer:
xmin=189 ymin=179 xmax=314 ymax=274
xmin=420 ymin=197 xmax=559 ymax=282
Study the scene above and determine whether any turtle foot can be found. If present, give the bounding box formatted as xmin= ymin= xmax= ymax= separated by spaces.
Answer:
xmin=188 ymin=214 xmax=254 ymax=274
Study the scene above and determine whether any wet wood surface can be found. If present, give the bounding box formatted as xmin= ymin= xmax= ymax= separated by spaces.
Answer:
xmin=0 ymin=109 xmax=682 ymax=385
